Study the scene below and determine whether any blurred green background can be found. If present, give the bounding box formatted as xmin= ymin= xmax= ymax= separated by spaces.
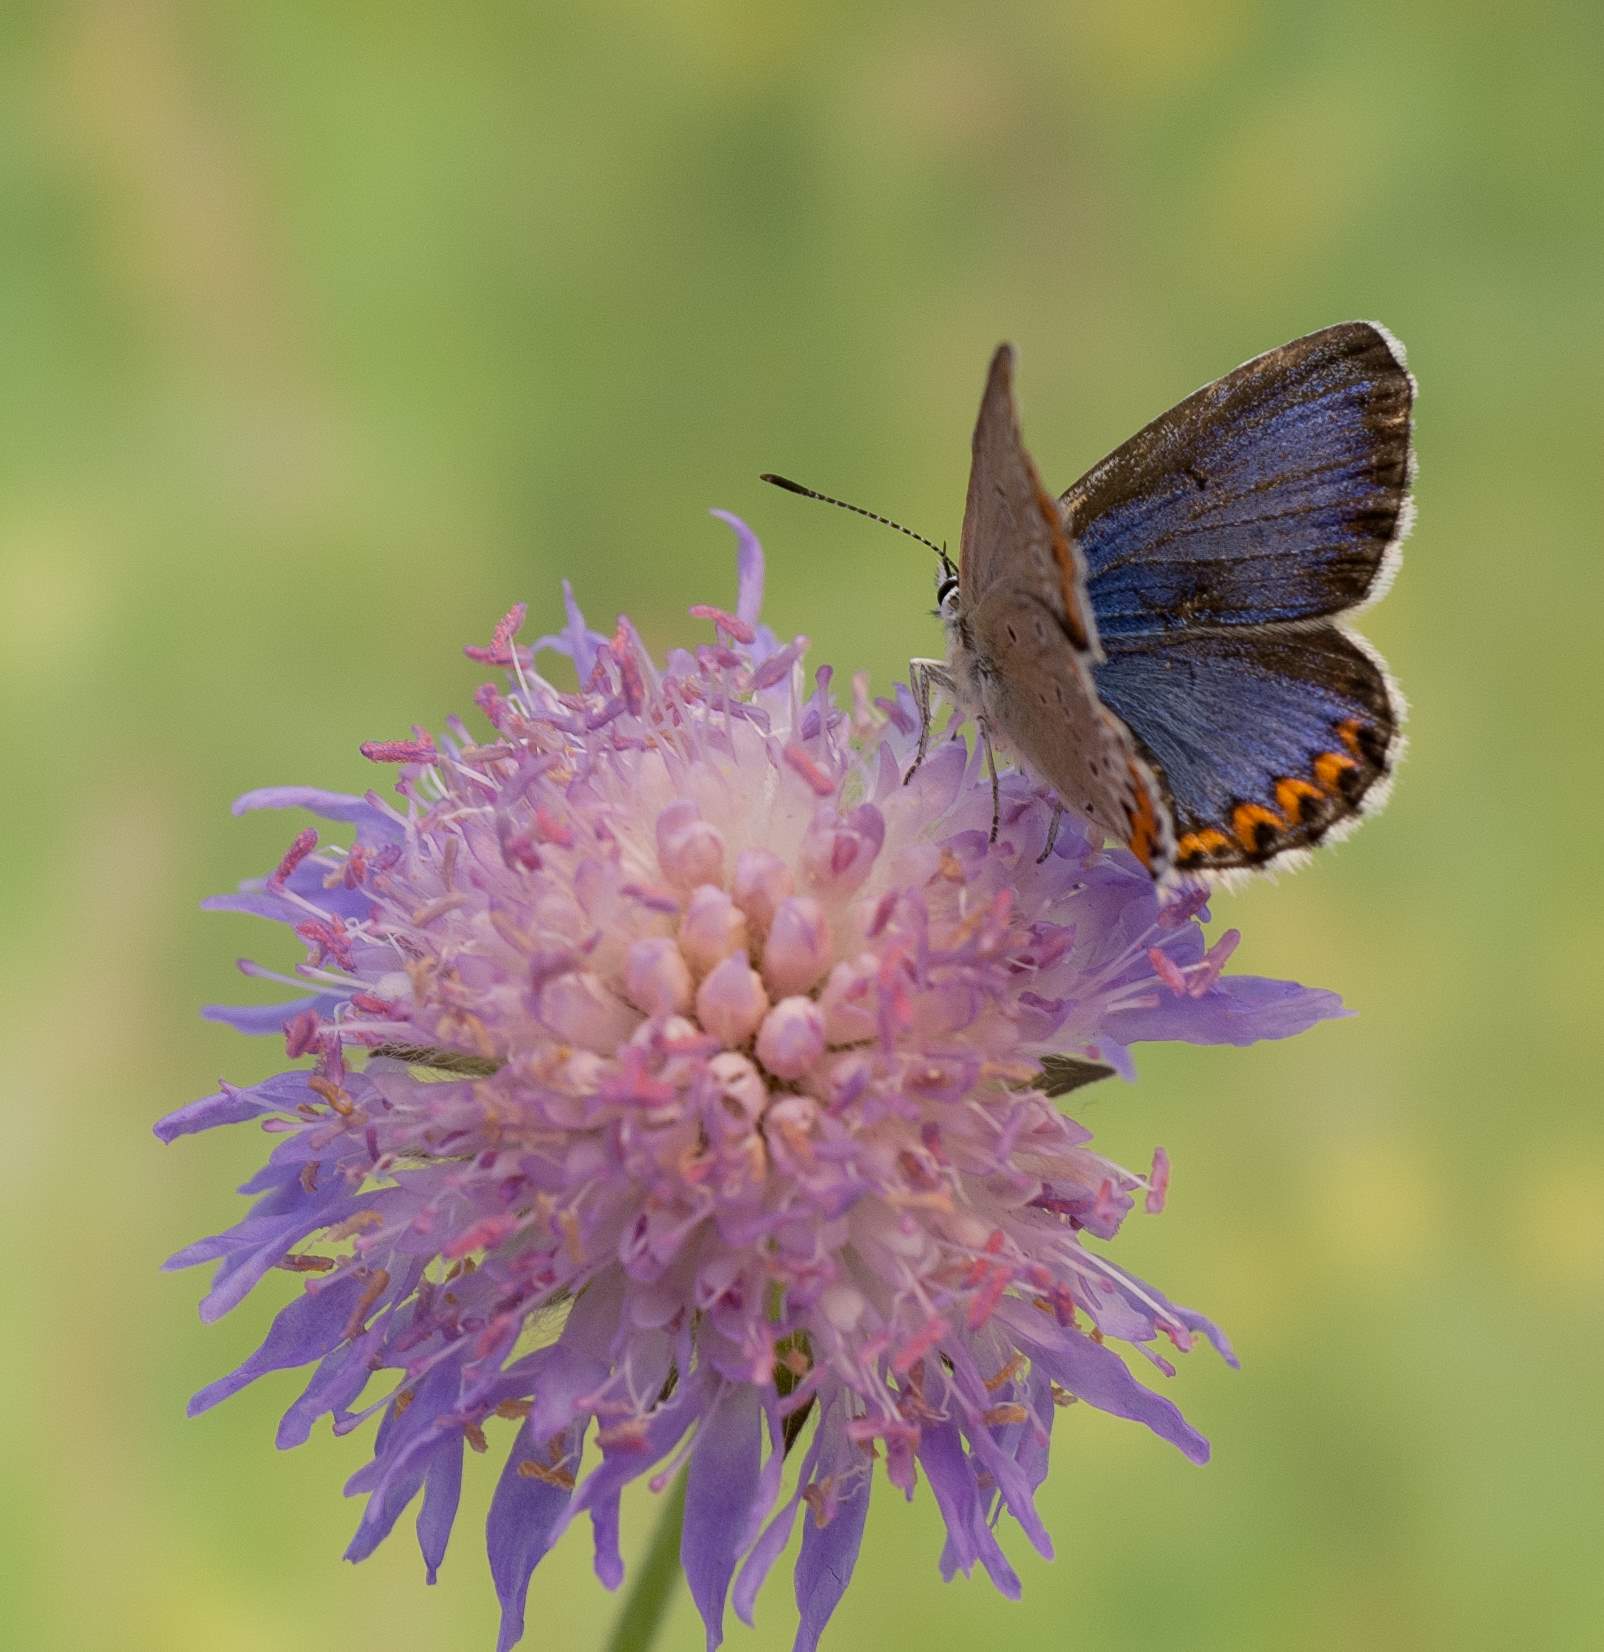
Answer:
xmin=4 ymin=2 xmax=1600 ymax=1648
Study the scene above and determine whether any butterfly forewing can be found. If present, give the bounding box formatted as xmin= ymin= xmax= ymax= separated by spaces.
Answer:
xmin=961 ymin=345 xmax=1098 ymax=654
xmin=1063 ymin=322 xmax=1413 ymax=639
xmin=954 ymin=345 xmax=1175 ymax=878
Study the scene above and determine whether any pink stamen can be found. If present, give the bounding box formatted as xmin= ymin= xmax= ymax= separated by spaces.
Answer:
xmin=443 ymin=1213 xmax=520 ymax=1259
xmin=1145 ymin=1146 xmax=1171 ymax=1214
xmin=295 ymin=917 xmax=356 ymax=971
xmin=962 ymin=1229 xmax=1007 ymax=1285
xmin=534 ymin=805 xmax=574 ymax=847
xmin=464 ymin=602 xmax=528 ymax=664
xmin=283 ymin=1009 xmax=322 ymax=1058
xmin=892 ymin=1313 xmax=949 ymax=1374
xmin=783 ymin=743 xmax=837 ymax=797
xmin=268 ymin=827 xmax=319 ymax=891
xmin=688 ymin=603 xmax=756 ymax=644
xmin=1147 ymin=946 xmax=1188 ymax=996
xmin=850 ymin=670 xmax=874 ymax=731
xmin=1189 ymin=927 xmax=1241 ymax=996
xmin=1091 ymin=1178 xmax=1124 ymax=1229
xmin=610 ymin=623 xmax=646 ymax=716
xmin=360 ymin=728 xmax=438 ymax=765
xmin=966 ymin=1266 xmax=1013 ymax=1330
xmin=473 ymin=682 xmax=509 ymax=728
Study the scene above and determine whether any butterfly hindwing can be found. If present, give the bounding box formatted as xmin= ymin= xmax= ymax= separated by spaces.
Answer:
xmin=1064 ymin=322 xmax=1414 ymax=639
xmin=1090 ymin=624 xmax=1399 ymax=871
xmin=966 ymin=586 xmax=1176 ymax=875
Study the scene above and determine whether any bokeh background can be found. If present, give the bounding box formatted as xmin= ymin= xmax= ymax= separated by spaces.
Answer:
xmin=4 ymin=3 xmax=1600 ymax=1649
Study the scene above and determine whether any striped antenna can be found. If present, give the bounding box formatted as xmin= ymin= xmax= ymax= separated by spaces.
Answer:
xmin=760 ymin=473 xmax=953 ymax=575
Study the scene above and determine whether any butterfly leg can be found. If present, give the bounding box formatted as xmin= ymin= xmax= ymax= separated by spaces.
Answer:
xmin=981 ymin=718 xmax=1001 ymax=841
xmin=1036 ymin=802 xmax=1064 ymax=864
xmin=904 ymin=658 xmax=954 ymax=785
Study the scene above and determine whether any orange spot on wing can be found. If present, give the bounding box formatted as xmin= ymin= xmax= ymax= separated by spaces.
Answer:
xmin=1033 ymin=482 xmax=1091 ymax=651
xmin=1231 ymin=802 xmax=1284 ymax=853
xmin=1337 ymin=718 xmax=1366 ymax=758
xmin=1176 ymin=827 xmax=1231 ymax=866
xmin=1274 ymin=777 xmax=1324 ymax=822
xmin=1313 ymin=750 xmax=1357 ymax=791
xmin=1124 ymin=763 xmax=1161 ymax=870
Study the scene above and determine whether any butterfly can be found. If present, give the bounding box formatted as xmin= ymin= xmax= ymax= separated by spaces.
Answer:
xmin=767 ymin=322 xmax=1414 ymax=881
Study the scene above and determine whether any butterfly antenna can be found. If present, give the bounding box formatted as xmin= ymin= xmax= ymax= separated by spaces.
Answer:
xmin=760 ymin=473 xmax=954 ymax=575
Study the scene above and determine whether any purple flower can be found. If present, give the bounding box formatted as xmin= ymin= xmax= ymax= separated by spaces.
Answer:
xmin=160 ymin=513 xmax=1343 ymax=1650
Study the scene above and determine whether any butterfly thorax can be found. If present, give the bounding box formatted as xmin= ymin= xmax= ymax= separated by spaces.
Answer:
xmin=937 ymin=584 xmax=994 ymax=727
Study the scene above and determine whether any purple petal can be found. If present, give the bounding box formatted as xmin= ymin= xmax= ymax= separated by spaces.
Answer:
xmin=954 ymin=1403 xmax=1051 ymax=1560
xmin=344 ymin=1362 xmax=464 ymax=1563
xmin=278 ymin=1326 xmax=386 ymax=1448
xmin=1107 ymin=974 xmax=1347 ymax=1048
xmin=201 ymin=993 xmax=344 ymax=1036
xmin=682 ymin=1384 xmax=762 ymax=1650
xmin=733 ymin=1491 xmax=803 ymax=1627
xmin=233 ymin=786 xmax=406 ymax=842
xmin=711 ymin=511 xmax=764 ymax=627
xmin=417 ymin=1441 xmax=465 ymax=1584
xmin=155 ymin=1071 xmax=312 ymax=1142
xmin=1109 ymin=1270 xmax=1240 ymax=1368
xmin=188 ymin=1271 xmax=369 ymax=1415
xmin=899 ymin=737 xmax=967 ymax=817
xmin=204 ymin=865 xmax=372 ymax=924
xmin=273 ymin=1259 xmax=427 ymax=1448
xmin=792 ymin=1466 xmax=870 ymax=1652
xmin=1010 ymin=1313 xmax=1210 ymax=1464
xmin=166 ymin=1178 xmax=369 ymax=1322
xmin=916 ymin=1419 xmax=1020 ymax=1596
xmin=488 ymin=1418 xmax=584 ymax=1652
xmin=482 ymin=1335 xmax=614 ymax=1638
xmin=531 ymin=580 xmax=606 ymax=681
xmin=733 ymin=1420 xmax=829 ymax=1626
xmin=565 ymin=1370 xmax=709 ymax=1590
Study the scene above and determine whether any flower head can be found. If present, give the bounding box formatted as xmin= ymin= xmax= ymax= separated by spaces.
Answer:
xmin=160 ymin=514 xmax=1342 ymax=1650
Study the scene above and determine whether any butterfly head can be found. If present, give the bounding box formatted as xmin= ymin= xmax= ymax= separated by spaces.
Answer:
xmin=933 ymin=557 xmax=960 ymax=622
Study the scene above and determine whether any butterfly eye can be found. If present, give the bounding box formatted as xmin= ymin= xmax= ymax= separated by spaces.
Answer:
xmin=936 ymin=574 xmax=960 ymax=611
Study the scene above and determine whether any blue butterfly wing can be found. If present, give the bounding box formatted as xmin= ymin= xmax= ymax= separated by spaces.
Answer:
xmin=1058 ymin=322 xmax=1412 ymax=872
xmin=1091 ymin=626 xmax=1398 ymax=870
xmin=1065 ymin=322 xmax=1413 ymax=639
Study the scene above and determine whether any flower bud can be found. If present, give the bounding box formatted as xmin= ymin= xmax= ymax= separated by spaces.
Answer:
xmin=695 ymin=952 xmax=769 ymax=1046
xmin=731 ymin=848 xmax=794 ymax=932
xmin=755 ymin=996 xmax=826 ymax=1080
xmin=623 ymin=936 xmax=693 ymax=1015
xmin=539 ymin=970 xmax=641 ymax=1052
xmin=680 ymin=884 xmax=748 ymax=974
xmin=655 ymin=800 xmax=726 ymax=888
xmin=818 ymin=954 xmax=878 ymax=1044
xmin=799 ymin=802 xmax=884 ymax=894
xmin=760 ymin=895 xmax=831 ymax=997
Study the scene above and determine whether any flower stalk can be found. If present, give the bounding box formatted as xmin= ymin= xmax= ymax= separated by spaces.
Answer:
xmin=604 ymin=1475 xmax=688 ymax=1652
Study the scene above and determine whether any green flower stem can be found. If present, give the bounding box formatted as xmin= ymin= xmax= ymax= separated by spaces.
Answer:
xmin=603 ymin=1471 xmax=687 ymax=1652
